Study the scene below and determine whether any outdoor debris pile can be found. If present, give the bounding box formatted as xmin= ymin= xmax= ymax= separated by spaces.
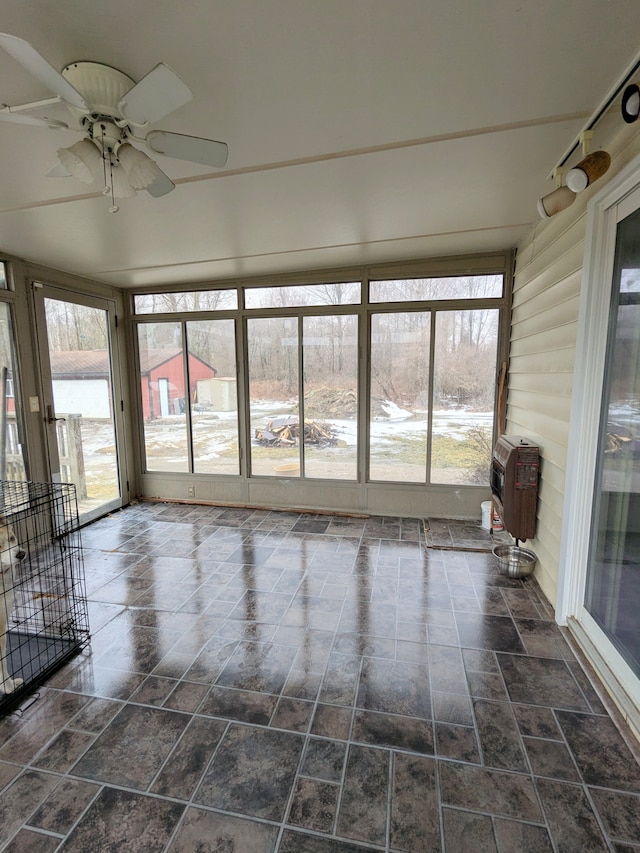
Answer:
xmin=297 ymin=387 xmax=391 ymax=418
xmin=606 ymin=431 xmax=640 ymax=456
xmin=255 ymin=415 xmax=337 ymax=447
xmin=301 ymin=388 xmax=357 ymax=418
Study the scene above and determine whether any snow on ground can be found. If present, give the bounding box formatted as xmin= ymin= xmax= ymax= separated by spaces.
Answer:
xmin=379 ymin=401 xmax=413 ymax=420
xmin=79 ymin=402 xmax=494 ymax=467
xmin=609 ymin=400 xmax=640 ymax=433
xmin=321 ymin=408 xmax=493 ymax=448
xmin=156 ymin=402 xmax=493 ymax=452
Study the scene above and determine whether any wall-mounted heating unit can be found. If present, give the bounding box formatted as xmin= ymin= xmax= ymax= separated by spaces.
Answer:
xmin=491 ymin=435 xmax=540 ymax=542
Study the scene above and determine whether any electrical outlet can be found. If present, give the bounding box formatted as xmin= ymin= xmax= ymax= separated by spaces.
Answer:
xmin=188 ymin=486 xmax=195 ymax=498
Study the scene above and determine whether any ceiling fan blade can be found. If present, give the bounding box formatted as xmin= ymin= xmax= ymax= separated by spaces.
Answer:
xmin=118 ymin=63 xmax=192 ymax=125
xmin=144 ymin=167 xmax=175 ymax=198
xmin=0 ymin=32 xmax=88 ymax=111
xmin=0 ymin=106 xmax=68 ymax=128
xmin=145 ymin=130 xmax=228 ymax=168
xmin=46 ymin=161 xmax=71 ymax=177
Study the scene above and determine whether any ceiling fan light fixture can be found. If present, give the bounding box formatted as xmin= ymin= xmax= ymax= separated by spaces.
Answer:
xmin=621 ymin=83 xmax=640 ymax=124
xmin=117 ymin=143 xmax=161 ymax=189
xmin=0 ymin=32 xmax=228 ymax=211
xmin=109 ymin=164 xmax=137 ymax=198
xmin=56 ymin=138 xmax=101 ymax=184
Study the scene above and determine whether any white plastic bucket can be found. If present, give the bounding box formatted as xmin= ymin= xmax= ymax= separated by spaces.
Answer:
xmin=481 ymin=501 xmax=492 ymax=530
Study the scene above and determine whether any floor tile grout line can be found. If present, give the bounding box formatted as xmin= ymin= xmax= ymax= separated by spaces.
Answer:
xmin=28 ymin=781 xmax=105 ymax=852
xmin=20 ymin=824 xmax=66 ymax=840
xmin=580 ymin=782 xmax=619 ymax=853
xmin=146 ymin=711 xmax=229 ymax=798
xmin=441 ymin=794 xmax=550 ymax=822
xmin=160 ymin=804 xmax=190 ymax=853
xmin=385 ymin=748 xmax=394 ymax=852
xmin=274 ymin=727 xmax=315 ymax=851
xmin=170 ymin=717 xmax=306 ymax=852
xmin=549 ymin=707 xmax=588 ymax=784
xmin=0 ymin=707 xmax=94 ymax=774
xmin=156 ymin=717 xmax=265 ymax=853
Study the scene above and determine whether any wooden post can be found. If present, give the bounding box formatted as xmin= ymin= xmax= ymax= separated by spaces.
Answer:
xmin=492 ymin=361 xmax=508 ymax=531
xmin=57 ymin=414 xmax=87 ymax=500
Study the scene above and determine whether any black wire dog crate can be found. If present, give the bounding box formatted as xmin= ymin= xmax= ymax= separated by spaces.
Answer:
xmin=0 ymin=480 xmax=90 ymax=714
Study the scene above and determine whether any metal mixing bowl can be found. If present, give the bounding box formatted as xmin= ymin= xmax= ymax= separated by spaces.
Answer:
xmin=492 ymin=544 xmax=537 ymax=579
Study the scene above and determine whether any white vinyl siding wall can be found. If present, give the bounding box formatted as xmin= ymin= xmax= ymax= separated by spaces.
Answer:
xmin=510 ymin=121 xmax=640 ymax=607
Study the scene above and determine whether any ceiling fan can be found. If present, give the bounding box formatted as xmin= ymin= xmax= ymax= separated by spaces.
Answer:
xmin=0 ymin=32 xmax=228 ymax=211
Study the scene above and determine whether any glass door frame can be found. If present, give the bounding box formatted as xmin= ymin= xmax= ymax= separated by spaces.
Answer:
xmin=32 ymin=281 xmax=128 ymax=526
xmin=558 ymin=153 xmax=640 ymax=725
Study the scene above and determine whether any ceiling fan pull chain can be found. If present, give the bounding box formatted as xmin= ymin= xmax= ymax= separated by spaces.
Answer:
xmin=108 ymin=158 xmax=119 ymax=213
xmin=99 ymin=124 xmax=109 ymax=195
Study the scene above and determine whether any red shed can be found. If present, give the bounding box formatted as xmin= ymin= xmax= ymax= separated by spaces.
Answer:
xmin=139 ymin=348 xmax=216 ymax=421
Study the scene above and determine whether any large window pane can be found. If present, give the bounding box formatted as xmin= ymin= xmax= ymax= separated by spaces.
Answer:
xmin=138 ymin=322 xmax=189 ymax=472
xmin=0 ymin=302 xmax=27 ymax=482
xmin=248 ymin=316 xmax=300 ymax=476
xmin=370 ymin=275 xmax=503 ymax=303
xmin=369 ymin=312 xmax=430 ymax=482
xmin=303 ymin=314 xmax=358 ymax=480
xmin=431 ymin=309 xmax=498 ymax=484
xmin=187 ymin=319 xmax=239 ymax=475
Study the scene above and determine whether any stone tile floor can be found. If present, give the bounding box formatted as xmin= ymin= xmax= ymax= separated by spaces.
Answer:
xmin=1 ymin=502 xmax=640 ymax=852
xmin=424 ymin=518 xmax=511 ymax=552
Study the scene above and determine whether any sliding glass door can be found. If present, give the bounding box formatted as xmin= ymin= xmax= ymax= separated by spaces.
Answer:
xmin=561 ymin=163 xmax=640 ymax=722
xmin=585 ymin=205 xmax=640 ymax=678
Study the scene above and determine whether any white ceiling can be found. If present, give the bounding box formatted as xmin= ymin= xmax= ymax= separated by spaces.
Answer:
xmin=1 ymin=0 xmax=639 ymax=288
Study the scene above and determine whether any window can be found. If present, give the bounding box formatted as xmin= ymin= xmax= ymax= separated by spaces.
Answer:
xmin=0 ymin=300 xmax=27 ymax=481
xmin=431 ymin=308 xmax=499 ymax=484
xmin=245 ymin=282 xmax=360 ymax=309
xmin=248 ymin=315 xmax=300 ymax=476
xmin=131 ymin=264 xmax=507 ymax=510
xmin=369 ymin=311 xmax=430 ymax=482
xmin=134 ymin=290 xmax=237 ymax=313
xmin=138 ymin=322 xmax=189 ymax=472
xmin=369 ymin=307 xmax=499 ymax=484
xmin=138 ymin=319 xmax=240 ymax=475
xmin=247 ymin=312 xmax=359 ymax=479
xmin=302 ymin=313 xmax=358 ymax=480
xmin=369 ymin=275 xmax=502 ymax=303
xmin=188 ymin=319 xmax=239 ymax=475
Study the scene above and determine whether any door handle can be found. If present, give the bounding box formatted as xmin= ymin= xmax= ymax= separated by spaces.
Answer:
xmin=47 ymin=404 xmax=66 ymax=424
